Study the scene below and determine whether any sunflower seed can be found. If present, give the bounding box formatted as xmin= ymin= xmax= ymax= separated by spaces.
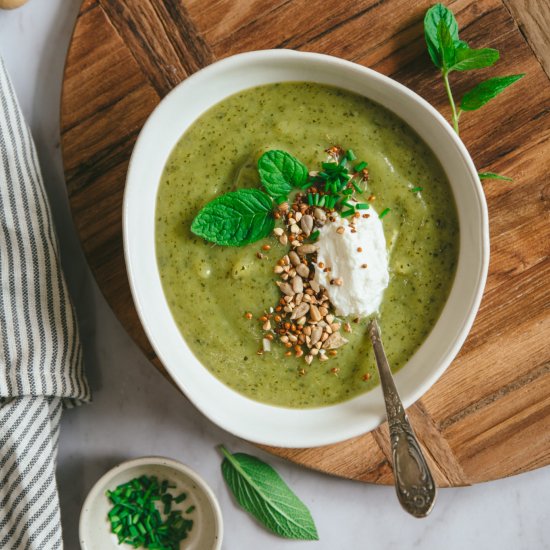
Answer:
xmin=309 ymin=279 xmax=320 ymax=293
xmin=322 ymin=332 xmax=348 ymax=350
xmin=310 ymin=304 xmax=322 ymax=322
xmin=278 ymin=282 xmax=294 ymax=296
xmin=273 ymin=227 xmax=284 ymax=236
xmin=296 ymin=264 xmax=309 ymax=278
xmin=289 ymin=251 xmax=300 ymax=266
xmin=310 ymin=326 xmax=323 ymax=345
xmin=313 ymin=208 xmax=326 ymax=222
xmin=297 ymin=244 xmax=318 ymax=255
xmin=290 ymin=302 xmax=310 ymax=320
xmin=279 ymin=234 xmax=288 ymax=245
xmin=300 ymin=214 xmax=314 ymax=236
xmin=291 ymin=275 xmax=303 ymax=294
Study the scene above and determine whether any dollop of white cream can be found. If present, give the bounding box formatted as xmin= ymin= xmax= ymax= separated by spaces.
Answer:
xmin=314 ymin=208 xmax=389 ymax=317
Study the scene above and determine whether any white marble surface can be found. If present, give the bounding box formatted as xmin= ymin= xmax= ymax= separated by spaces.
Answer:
xmin=0 ymin=2 xmax=549 ymax=549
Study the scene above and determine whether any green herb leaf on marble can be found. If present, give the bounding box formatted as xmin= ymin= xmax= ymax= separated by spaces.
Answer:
xmin=220 ymin=446 xmax=319 ymax=540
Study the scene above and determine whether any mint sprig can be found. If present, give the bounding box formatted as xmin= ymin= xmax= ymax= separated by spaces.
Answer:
xmin=191 ymin=189 xmax=274 ymax=246
xmin=191 ymin=150 xmax=310 ymax=246
xmin=258 ymin=150 xmax=308 ymax=199
xmin=424 ymin=3 xmax=524 ymax=181
xmin=220 ymin=446 xmax=319 ymax=540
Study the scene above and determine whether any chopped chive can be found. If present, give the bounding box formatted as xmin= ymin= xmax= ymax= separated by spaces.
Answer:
xmin=185 ymin=505 xmax=196 ymax=514
xmin=307 ymin=193 xmax=314 ymax=205
xmin=342 ymin=188 xmax=353 ymax=195
xmin=346 ymin=149 xmax=356 ymax=161
xmin=352 ymin=181 xmax=363 ymax=194
xmin=313 ymin=193 xmax=320 ymax=206
xmin=354 ymin=161 xmax=368 ymax=171
xmin=341 ymin=200 xmax=353 ymax=209
xmin=356 ymin=203 xmax=370 ymax=210
xmin=107 ymin=476 xmax=194 ymax=548
xmin=341 ymin=209 xmax=355 ymax=218
xmin=379 ymin=207 xmax=391 ymax=219
xmin=310 ymin=230 xmax=320 ymax=240
xmin=318 ymin=195 xmax=326 ymax=207
xmin=411 ymin=186 xmax=423 ymax=193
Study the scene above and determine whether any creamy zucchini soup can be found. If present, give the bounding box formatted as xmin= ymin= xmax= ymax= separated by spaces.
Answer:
xmin=155 ymin=82 xmax=458 ymax=408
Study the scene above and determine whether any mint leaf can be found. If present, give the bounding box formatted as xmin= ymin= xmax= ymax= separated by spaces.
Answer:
xmin=220 ymin=446 xmax=318 ymax=540
xmin=437 ymin=18 xmax=456 ymax=69
xmin=191 ymin=189 xmax=274 ymax=246
xmin=460 ymin=74 xmax=525 ymax=111
xmin=258 ymin=150 xmax=308 ymax=198
xmin=424 ymin=3 xmax=459 ymax=68
xmin=478 ymin=172 xmax=513 ymax=181
xmin=450 ymin=47 xmax=499 ymax=71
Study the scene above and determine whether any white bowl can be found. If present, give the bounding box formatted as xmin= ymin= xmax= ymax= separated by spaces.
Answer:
xmin=123 ymin=50 xmax=489 ymax=448
xmin=79 ymin=457 xmax=223 ymax=550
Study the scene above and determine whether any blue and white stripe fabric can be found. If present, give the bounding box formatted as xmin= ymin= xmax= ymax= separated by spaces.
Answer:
xmin=0 ymin=56 xmax=90 ymax=549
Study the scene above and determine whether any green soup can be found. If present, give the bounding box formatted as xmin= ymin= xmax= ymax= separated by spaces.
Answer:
xmin=155 ymin=82 xmax=459 ymax=408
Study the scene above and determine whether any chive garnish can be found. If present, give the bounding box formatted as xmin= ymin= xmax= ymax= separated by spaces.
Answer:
xmin=356 ymin=203 xmax=370 ymax=210
xmin=341 ymin=200 xmax=353 ymax=209
xmin=411 ymin=186 xmax=423 ymax=193
xmin=352 ymin=181 xmax=363 ymax=194
xmin=310 ymin=230 xmax=320 ymax=240
xmin=342 ymin=188 xmax=353 ymax=196
xmin=379 ymin=207 xmax=391 ymax=219
xmin=106 ymin=475 xmax=194 ymax=549
xmin=354 ymin=161 xmax=368 ymax=171
xmin=341 ymin=209 xmax=355 ymax=217
xmin=346 ymin=149 xmax=356 ymax=161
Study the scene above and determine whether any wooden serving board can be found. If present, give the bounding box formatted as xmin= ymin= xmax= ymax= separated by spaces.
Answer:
xmin=61 ymin=0 xmax=550 ymax=487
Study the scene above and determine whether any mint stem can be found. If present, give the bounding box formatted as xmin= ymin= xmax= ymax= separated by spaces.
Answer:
xmin=442 ymin=69 xmax=460 ymax=135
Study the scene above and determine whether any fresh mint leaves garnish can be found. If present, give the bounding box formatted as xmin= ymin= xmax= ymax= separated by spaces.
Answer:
xmin=460 ymin=74 xmax=525 ymax=111
xmin=451 ymin=46 xmax=499 ymax=72
xmin=478 ymin=172 xmax=513 ymax=181
xmin=424 ymin=3 xmax=459 ymax=68
xmin=191 ymin=189 xmax=274 ymax=246
xmin=220 ymin=446 xmax=319 ymax=540
xmin=424 ymin=3 xmax=525 ymax=182
xmin=258 ymin=150 xmax=308 ymax=199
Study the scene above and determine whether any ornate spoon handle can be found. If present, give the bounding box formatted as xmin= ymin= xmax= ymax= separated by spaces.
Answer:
xmin=368 ymin=319 xmax=437 ymax=518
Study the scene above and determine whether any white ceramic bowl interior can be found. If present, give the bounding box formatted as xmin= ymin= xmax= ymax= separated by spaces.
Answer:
xmin=79 ymin=457 xmax=223 ymax=550
xmin=123 ymin=50 xmax=489 ymax=448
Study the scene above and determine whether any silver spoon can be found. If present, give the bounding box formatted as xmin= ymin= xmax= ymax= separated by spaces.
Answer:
xmin=368 ymin=318 xmax=437 ymax=518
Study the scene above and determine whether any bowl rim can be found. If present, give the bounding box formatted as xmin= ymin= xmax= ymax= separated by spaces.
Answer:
xmin=79 ymin=456 xmax=223 ymax=550
xmin=123 ymin=49 xmax=489 ymax=448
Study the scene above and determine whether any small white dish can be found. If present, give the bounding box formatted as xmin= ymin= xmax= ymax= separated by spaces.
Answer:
xmin=79 ymin=457 xmax=223 ymax=550
xmin=123 ymin=49 xmax=489 ymax=448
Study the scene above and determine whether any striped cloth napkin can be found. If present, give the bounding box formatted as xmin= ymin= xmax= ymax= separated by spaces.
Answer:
xmin=0 ymin=56 xmax=90 ymax=548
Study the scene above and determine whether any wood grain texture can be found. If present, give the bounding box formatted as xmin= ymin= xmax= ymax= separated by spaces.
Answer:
xmin=60 ymin=0 xmax=550 ymax=486
xmin=504 ymin=0 xmax=550 ymax=79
